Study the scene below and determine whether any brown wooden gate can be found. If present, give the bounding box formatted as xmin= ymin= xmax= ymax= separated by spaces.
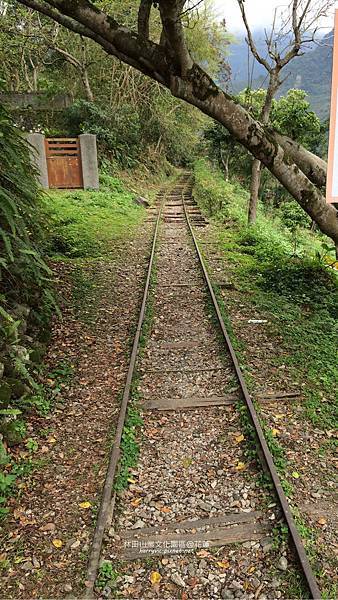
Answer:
xmin=45 ymin=138 xmax=83 ymax=189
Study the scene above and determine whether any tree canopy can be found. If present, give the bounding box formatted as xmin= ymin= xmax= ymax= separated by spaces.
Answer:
xmin=6 ymin=0 xmax=338 ymax=243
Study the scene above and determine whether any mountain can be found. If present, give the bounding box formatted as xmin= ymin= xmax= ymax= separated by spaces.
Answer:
xmin=227 ymin=30 xmax=333 ymax=120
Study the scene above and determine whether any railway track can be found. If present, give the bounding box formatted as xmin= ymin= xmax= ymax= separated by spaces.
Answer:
xmin=85 ymin=175 xmax=321 ymax=599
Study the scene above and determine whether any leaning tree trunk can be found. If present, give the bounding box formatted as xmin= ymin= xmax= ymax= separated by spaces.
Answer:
xmin=14 ymin=0 xmax=338 ymax=245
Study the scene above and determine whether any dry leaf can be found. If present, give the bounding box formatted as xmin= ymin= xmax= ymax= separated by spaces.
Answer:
xmin=235 ymin=434 xmax=244 ymax=443
xmin=217 ymin=561 xmax=230 ymax=569
xmin=317 ymin=516 xmax=327 ymax=526
xmin=48 ymin=436 xmax=57 ymax=444
xmin=149 ymin=571 xmax=162 ymax=585
xmin=52 ymin=539 xmax=63 ymax=549
xmin=131 ymin=498 xmax=142 ymax=507
xmin=79 ymin=501 xmax=91 ymax=509
xmin=235 ymin=461 xmax=246 ymax=471
xmin=160 ymin=506 xmax=171 ymax=513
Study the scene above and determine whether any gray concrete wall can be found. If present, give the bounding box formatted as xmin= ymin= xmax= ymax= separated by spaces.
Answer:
xmin=27 ymin=133 xmax=49 ymax=189
xmin=79 ymin=134 xmax=99 ymax=190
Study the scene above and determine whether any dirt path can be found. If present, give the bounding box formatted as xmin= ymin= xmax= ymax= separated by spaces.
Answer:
xmin=0 ymin=228 xmax=154 ymax=598
xmin=98 ymin=178 xmax=301 ymax=599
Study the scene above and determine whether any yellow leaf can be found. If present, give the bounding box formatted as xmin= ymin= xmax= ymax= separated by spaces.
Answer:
xmin=271 ymin=428 xmax=280 ymax=437
xmin=291 ymin=471 xmax=300 ymax=479
xmin=317 ymin=516 xmax=327 ymax=526
xmin=150 ymin=571 xmax=162 ymax=585
xmin=235 ymin=434 xmax=245 ymax=444
xmin=52 ymin=539 xmax=63 ymax=549
xmin=247 ymin=566 xmax=255 ymax=574
xmin=217 ymin=561 xmax=230 ymax=569
xmin=274 ymin=414 xmax=285 ymax=420
xmin=79 ymin=501 xmax=91 ymax=509
xmin=48 ymin=437 xmax=57 ymax=444
xmin=235 ymin=461 xmax=246 ymax=471
xmin=131 ymin=498 xmax=142 ymax=507
xmin=127 ymin=478 xmax=136 ymax=484
xmin=160 ymin=506 xmax=171 ymax=513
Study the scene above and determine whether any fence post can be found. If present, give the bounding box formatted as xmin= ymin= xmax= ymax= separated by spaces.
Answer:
xmin=79 ymin=134 xmax=99 ymax=190
xmin=27 ymin=133 xmax=49 ymax=189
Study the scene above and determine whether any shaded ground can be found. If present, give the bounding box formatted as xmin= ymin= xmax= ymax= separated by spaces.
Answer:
xmin=0 ymin=228 xmax=154 ymax=598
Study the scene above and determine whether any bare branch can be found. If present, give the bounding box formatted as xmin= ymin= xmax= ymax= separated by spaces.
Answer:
xmin=237 ymin=0 xmax=272 ymax=72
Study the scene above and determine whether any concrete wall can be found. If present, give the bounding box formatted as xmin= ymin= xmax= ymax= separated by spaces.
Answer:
xmin=79 ymin=134 xmax=99 ymax=190
xmin=26 ymin=133 xmax=49 ymax=189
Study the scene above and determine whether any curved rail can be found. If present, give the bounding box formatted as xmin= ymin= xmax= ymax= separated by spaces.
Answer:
xmin=182 ymin=193 xmax=321 ymax=600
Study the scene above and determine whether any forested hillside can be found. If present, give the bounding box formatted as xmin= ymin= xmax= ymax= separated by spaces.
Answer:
xmin=228 ymin=30 xmax=333 ymax=119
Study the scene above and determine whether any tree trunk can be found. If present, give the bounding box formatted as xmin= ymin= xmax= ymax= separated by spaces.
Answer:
xmin=248 ymin=158 xmax=261 ymax=223
xmin=82 ymin=68 xmax=94 ymax=101
xmin=14 ymin=0 xmax=338 ymax=245
xmin=247 ymin=72 xmax=279 ymax=224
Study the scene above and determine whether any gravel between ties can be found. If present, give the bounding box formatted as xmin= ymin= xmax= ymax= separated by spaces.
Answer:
xmin=101 ymin=183 xmax=298 ymax=599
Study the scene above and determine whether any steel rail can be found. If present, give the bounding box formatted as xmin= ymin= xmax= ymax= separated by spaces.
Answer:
xmin=182 ymin=192 xmax=321 ymax=600
xmin=84 ymin=189 xmax=165 ymax=598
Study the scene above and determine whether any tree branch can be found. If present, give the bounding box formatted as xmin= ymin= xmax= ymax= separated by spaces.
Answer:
xmin=237 ymin=0 xmax=272 ymax=72
xmin=138 ymin=0 xmax=152 ymax=39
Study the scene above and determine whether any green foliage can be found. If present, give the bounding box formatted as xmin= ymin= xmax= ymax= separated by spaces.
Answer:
xmin=65 ymin=100 xmax=142 ymax=168
xmin=96 ymin=560 xmax=119 ymax=591
xmin=43 ymin=174 xmax=144 ymax=258
xmin=115 ymin=404 xmax=143 ymax=491
xmin=193 ymin=158 xmax=238 ymax=216
xmin=193 ymin=159 xmax=338 ymax=436
xmin=271 ymin=89 xmax=321 ymax=151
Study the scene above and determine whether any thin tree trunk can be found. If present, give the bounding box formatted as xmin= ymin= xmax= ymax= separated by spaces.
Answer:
xmin=247 ymin=73 xmax=279 ymax=224
xmin=82 ymin=68 xmax=94 ymax=101
xmin=248 ymin=158 xmax=261 ymax=223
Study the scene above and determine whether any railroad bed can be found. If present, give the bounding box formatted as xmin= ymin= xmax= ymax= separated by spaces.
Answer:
xmin=86 ymin=175 xmax=320 ymax=599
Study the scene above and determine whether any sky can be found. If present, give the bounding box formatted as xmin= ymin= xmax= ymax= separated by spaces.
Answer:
xmin=214 ymin=0 xmax=337 ymax=34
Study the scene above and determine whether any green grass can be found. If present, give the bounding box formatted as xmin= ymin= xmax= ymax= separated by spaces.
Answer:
xmin=194 ymin=159 xmax=338 ymax=435
xmin=42 ymin=173 xmax=145 ymax=259
xmin=193 ymin=158 xmax=338 ymax=596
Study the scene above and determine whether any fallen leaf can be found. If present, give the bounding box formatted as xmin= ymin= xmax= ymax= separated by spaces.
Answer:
xmin=247 ymin=565 xmax=255 ymax=574
xmin=317 ymin=516 xmax=327 ymax=526
xmin=79 ymin=501 xmax=91 ymax=509
xmin=274 ymin=414 xmax=285 ymax=420
xmin=127 ymin=478 xmax=136 ymax=484
xmin=160 ymin=506 xmax=171 ymax=513
xmin=52 ymin=539 xmax=63 ymax=549
xmin=235 ymin=434 xmax=244 ymax=443
xmin=291 ymin=471 xmax=300 ymax=479
xmin=235 ymin=461 xmax=246 ymax=471
xmin=48 ymin=437 xmax=57 ymax=444
xmin=150 ymin=571 xmax=162 ymax=585
xmin=217 ymin=561 xmax=230 ymax=569
xmin=131 ymin=498 xmax=142 ymax=507
xmin=271 ymin=428 xmax=280 ymax=437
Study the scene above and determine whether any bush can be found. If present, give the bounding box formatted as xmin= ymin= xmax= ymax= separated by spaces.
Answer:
xmin=65 ymin=100 xmax=141 ymax=168
xmin=0 ymin=104 xmax=56 ymax=513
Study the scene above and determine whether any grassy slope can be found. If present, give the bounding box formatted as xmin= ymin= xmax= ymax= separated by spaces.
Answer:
xmin=193 ymin=158 xmax=338 ymax=597
xmin=193 ymin=158 xmax=338 ymax=425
